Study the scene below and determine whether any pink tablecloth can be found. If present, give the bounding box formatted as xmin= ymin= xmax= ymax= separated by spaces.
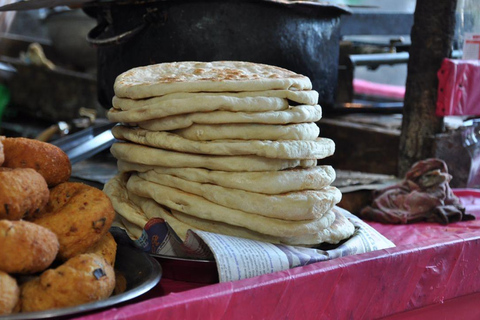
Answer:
xmin=73 ymin=189 xmax=480 ymax=320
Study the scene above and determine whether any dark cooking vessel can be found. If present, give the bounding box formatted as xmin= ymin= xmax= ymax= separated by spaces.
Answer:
xmin=83 ymin=0 xmax=351 ymax=109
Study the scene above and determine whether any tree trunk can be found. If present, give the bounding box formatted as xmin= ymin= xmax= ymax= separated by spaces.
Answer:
xmin=398 ymin=0 xmax=458 ymax=177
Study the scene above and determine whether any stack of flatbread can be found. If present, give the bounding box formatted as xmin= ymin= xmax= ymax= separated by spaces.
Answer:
xmin=104 ymin=61 xmax=355 ymax=247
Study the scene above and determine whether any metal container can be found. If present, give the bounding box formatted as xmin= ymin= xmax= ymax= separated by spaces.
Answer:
xmin=84 ymin=0 xmax=350 ymax=108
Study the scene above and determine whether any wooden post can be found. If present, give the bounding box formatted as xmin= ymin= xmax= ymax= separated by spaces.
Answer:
xmin=398 ymin=0 xmax=458 ymax=177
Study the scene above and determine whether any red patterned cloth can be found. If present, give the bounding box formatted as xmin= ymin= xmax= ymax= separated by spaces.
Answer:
xmin=359 ymin=158 xmax=474 ymax=224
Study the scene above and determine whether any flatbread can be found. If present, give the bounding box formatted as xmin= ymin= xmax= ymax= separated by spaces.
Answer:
xmin=105 ymin=173 xmax=353 ymax=246
xmin=170 ymin=209 xmax=281 ymax=243
xmin=112 ymin=89 xmax=318 ymax=110
xmin=112 ymin=215 xmax=144 ymax=240
xmin=110 ymin=142 xmax=317 ymax=172
xmin=114 ymin=61 xmax=312 ymax=99
xmin=281 ymin=207 xmax=355 ymax=245
xmin=127 ymin=192 xmax=193 ymax=241
xmin=171 ymin=207 xmax=355 ymax=246
xmin=172 ymin=123 xmax=320 ymax=141
xmin=112 ymin=126 xmax=335 ymax=160
xmin=135 ymin=104 xmax=323 ymax=131
xmin=117 ymin=161 xmax=336 ymax=195
xmin=103 ymin=173 xmax=149 ymax=228
xmin=126 ymin=173 xmax=335 ymax=237
xmin=108 ymin=96 xmax=289 ymax=124
xmin=104 ymin=173 xmax=195 ymax=241
xmin=138 ymin=170 xmax=342 ymax=220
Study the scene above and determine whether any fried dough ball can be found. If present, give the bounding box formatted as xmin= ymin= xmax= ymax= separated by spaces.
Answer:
xmin=32 ymin=182 xmax=115 ymax=260
xmin=113 ymin=271 xmax=127 ymax=295
xmin=0 ymin=220 xmax=59 ymax=274
xmin=0 ymin=271 xmax=19 ymax=315
xmin=19 ymin=253 xmax=115 ymax=312
xmin=85 ymin=232 xmax=117 ymax=267
xmin=0 ymin=168 xmax=49 ymax=220
xmin=2 ymin=137 xmax=71 ymax=187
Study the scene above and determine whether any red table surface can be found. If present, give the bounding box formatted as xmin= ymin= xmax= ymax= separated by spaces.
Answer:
xmin=73 ymin=189 xmax=480 ymax=320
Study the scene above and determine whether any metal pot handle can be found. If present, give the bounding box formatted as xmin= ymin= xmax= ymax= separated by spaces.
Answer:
xmin=87 ymin=21 xmax=146 ymax=47
xmin=86 ymin=9 xmax=163 ymax=47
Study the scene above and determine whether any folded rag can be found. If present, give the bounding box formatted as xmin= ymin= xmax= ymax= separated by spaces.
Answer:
xmin=359 ymin=158 xmax=474 ymax=224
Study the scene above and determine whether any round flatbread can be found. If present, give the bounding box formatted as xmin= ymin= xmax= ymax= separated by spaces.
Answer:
xmin=279 ymin=207 xmax=355 ymax=246
xmin=108 ymin=95 xmax=289 ymax=123
xmin=116 ymin=162 xmax=336 ymax=195
xmin=171 ymin=207 xmax=355 ymax=246
xmin=114 ymin=61 xmax=312 ymax=99
xmin=135 ymin=104 xmax=322 ymax=131
xmin=172 ymin=123 xmax=320 ymax=141
xmin=104 ymin=173 xmax=193 ymax=241
xmin=112 ymin=126 xmax=334 ymax=160
xmin=112 ymin=89 xmax=319 ymax=110
xmin=110 ymin=142 xmax=317 ymax=172
xmin=105 ymin=174 xmax=354 ymax=246
xmin=126 ymin=173 xmax=335 ymax=238
xmin=137 ymin=170 xmax=342 ymax=220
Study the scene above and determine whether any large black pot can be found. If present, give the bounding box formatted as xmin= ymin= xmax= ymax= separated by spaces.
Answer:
xmin=84 ymin=0 xmax=350 ymax=109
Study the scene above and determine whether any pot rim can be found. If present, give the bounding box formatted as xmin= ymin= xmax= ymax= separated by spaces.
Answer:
xmin=84 ymin=0 xmax=352 ymax=15
xmin=0 ymin=0 xmax=351 ymax=16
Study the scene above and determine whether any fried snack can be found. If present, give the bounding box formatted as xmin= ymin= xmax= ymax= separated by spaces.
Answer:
xmin=0 ymin=220 xmax=59 ymax=274
xmin=114 ymin=271 xmax=127 ymax=295
xmin=0 ymin=167 xmax=50 ymax=220
xmin=85 ymin=232 xmax=117 ymax=267
xmin=0 ymin=271 xmax=19 ymax=316
xmin=2 ymin=137 xmax=71 ymax=187
xmin=33 ymin=182 xmax=115 ymax=260
xmin=19 ymin=253 xmax=115 ymax=312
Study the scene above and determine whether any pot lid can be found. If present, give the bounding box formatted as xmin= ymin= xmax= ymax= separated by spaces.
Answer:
xmin=0 ymin=0 xmax=351 ymax=15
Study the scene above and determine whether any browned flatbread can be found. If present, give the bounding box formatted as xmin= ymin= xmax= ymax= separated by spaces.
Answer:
xmin=114 ymin=61 xmax=312 ymax=99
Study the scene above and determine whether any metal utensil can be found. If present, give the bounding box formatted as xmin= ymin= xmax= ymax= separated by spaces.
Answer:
xmin=52 ymin=122 xmax=116 ymax=164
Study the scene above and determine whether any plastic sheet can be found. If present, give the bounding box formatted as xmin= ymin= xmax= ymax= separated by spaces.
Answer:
xmin=436 ymin=58 xmax=480 ymax=116
xmin=71 ymin=189 xmax=480 ymax=320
